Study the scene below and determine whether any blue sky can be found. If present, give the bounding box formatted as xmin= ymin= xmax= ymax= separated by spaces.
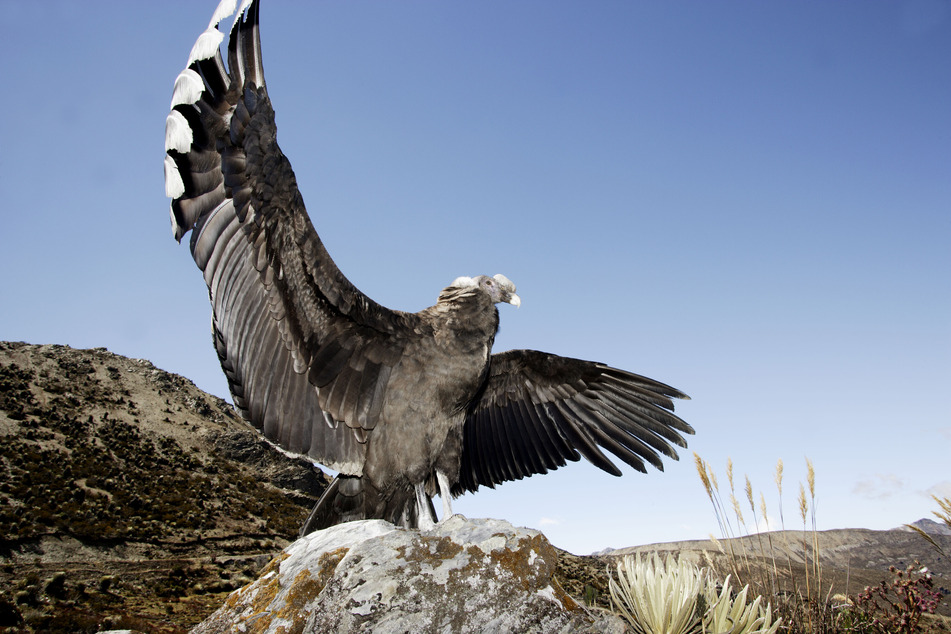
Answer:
xmin=1 ymin=0 xmax=949 ymax=555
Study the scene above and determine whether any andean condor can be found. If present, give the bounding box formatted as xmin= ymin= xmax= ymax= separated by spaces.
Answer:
xmin=164 ymin=0 xmax=693 ymax=535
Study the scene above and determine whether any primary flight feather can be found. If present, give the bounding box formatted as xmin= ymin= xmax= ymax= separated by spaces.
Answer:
xmin=165 ymin=0 xmax=693 ymax=534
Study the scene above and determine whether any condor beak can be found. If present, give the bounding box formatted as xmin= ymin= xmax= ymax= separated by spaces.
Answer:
xmin=507 ymin=294 xmax=521 ymax=308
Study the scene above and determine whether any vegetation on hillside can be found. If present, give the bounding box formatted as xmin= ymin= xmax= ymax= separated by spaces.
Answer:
xmin=0 ymin=342 xmax=325 ymax=631
xmin=604 ymin=455 xmax=948 ymax=633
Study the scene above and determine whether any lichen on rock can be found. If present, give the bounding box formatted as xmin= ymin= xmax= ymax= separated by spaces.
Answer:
xmin=192 ymin=516 xmax=625 ymax=634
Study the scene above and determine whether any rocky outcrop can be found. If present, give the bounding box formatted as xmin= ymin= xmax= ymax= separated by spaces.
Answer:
xmin=192 ymin=516 xmax=625 ymax=634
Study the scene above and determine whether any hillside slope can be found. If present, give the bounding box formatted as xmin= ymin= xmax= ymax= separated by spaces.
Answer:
xmin=612 ymin=527 xmax=951 ymax=580
xmin=0 ymin=341 xmax=330 ymax=631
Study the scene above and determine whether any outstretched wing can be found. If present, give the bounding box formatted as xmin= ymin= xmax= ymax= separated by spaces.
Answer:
xmin=164 ymin=0 xmax=414 ymax=473
xmin=455 ymin=349 xmax=693 ymax=493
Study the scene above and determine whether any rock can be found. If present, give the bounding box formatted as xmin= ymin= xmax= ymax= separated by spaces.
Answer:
xmin=192 ymin=516 xmax=625 ymax=634
xmin=43 ymin=571 xmax=67 ymax=598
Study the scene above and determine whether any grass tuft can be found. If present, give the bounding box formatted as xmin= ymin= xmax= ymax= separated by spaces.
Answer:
xmin=689 ymin=455 xmax=946 ymax=633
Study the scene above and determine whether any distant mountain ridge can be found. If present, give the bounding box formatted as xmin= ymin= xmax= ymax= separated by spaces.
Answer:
xmin=900 ymin=518 xmax=951 ymax=537
xmin=599 ymin=524 xmax=951 ymax=617
xmin=610 ymin=527 xmax=951 ymax=576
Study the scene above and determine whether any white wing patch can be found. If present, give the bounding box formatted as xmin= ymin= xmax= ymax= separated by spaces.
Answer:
xmin=188 ymin=27 xmax=225 ymax=65
xmin=208 ymin=0 xmax=238 ymax=29
xmin=165 ymin=110 xmax=193 ymax=153
xmin=164 ymin=155 xmax=185 ymax=198
xmin=170 ymin=69 xmax=204 ymax=108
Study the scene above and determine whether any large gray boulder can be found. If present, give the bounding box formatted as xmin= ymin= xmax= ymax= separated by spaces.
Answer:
xmin=191 ymin=516 xmax=625 ymax=633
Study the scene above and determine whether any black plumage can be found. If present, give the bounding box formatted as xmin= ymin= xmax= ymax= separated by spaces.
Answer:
xmin=164 ymin=0 xmax=693 ymax=535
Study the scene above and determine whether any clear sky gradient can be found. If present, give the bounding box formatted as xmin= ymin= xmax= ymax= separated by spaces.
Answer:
xmin=1 ymin=1 xmax=948 ymax=555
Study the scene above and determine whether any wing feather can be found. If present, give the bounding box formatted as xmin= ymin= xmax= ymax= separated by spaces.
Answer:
xmin=505 ymin=406 xmax=532 ymax=481
xmin=550 ymin=401 xmax=621 ymax=476
xmin=258 ymin=340 xmax=291 ymax=439
xmin=562 ymin=398 xmax=654 ymax=472
xmin=592 ymin=388 xmax=689 ymax=449
xmin=578 ymin=393 xmax=676 ymax=464
xmin=483 ymin=408 xmax=508 ymax=483
xmin=239 ymin=291 xmax=273 ymax=423
xmin=456 ymin=349 xmax=692 ymax=493
xmin=477 ymin=409 xmax=500 ymax=483
xmin=164 ymin=0 xmax=418 ymax=474
xmin=493 ymin=405 xmax=523 ymax=482
xmin=517 ymin=400 xmax=573 ymax=471
xmin=530 ymin=401 xmax=578 ymax=466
